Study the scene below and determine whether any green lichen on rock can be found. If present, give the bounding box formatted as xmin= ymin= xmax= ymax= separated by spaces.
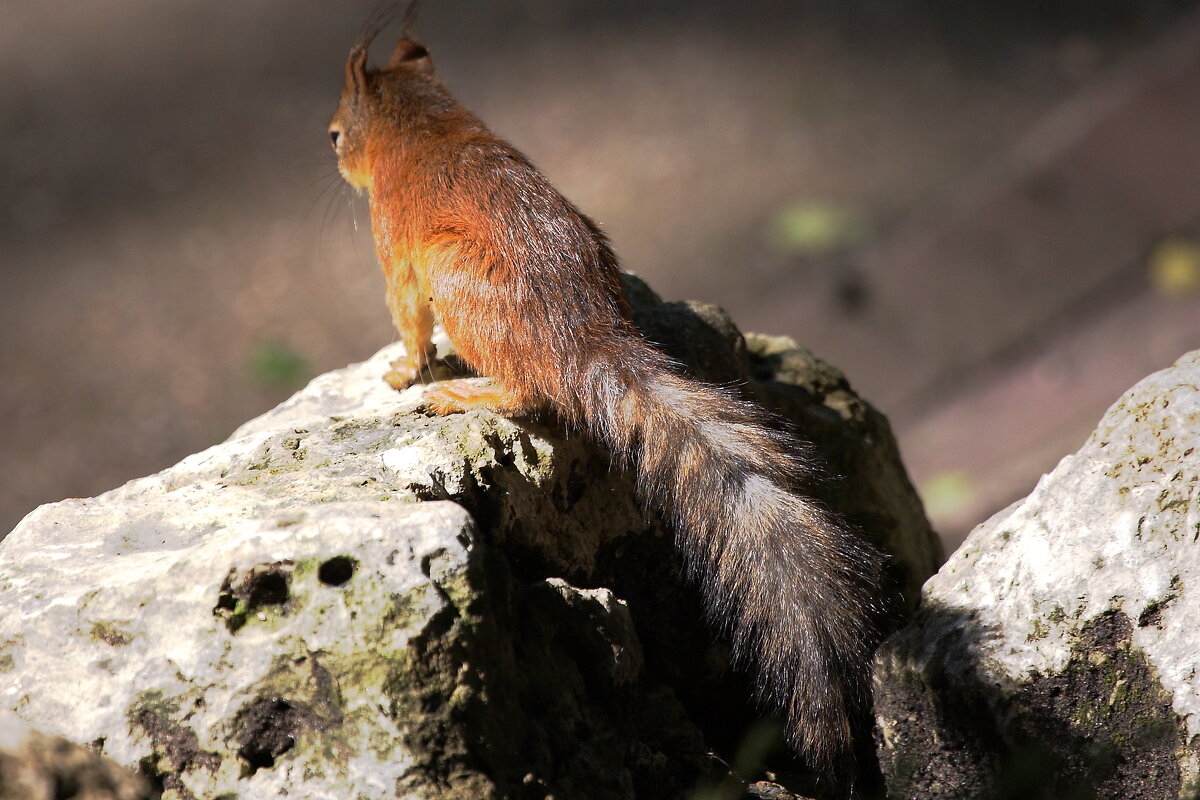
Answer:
xmin=90 ymin=621 xmax=134 ymax=648
xmin=0 ymin=636 xmax=23 ymax=678
xmin=878 ymin=601 xmax=1194 ymax=800
xmin=1005 ymin=611 xmax=1187 ymax=799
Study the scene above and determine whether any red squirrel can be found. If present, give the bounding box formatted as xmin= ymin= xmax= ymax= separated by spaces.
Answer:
xmin=328 ymin=10 xmax=884 ymax=781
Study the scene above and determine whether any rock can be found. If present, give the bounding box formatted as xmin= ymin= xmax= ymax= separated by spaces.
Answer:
xmin=0 ymin=276 xmax=938 ymax=799
xmin=875 ymin=350 xmax=1200 ymax=800
xmin=0 ymin=715 xmax=154 ymax=800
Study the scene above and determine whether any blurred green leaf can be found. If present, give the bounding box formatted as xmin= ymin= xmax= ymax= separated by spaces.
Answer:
xmin=768 ymin=202 xmax=869 ymax=257
xmin=248 ymin=339 xmax=310 ymax=390
xmin=1148 ymin=237 xmax=1200 ymax=297
xmin=689 ymin=720 xmax=784 ymax=800
xmin=920 ymin=470 xmax=977 ymax=521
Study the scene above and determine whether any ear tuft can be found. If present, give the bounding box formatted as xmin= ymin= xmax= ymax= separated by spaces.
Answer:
xmin=345 ymin=44 xmax=370 ymax=96
xmin=388 ymin=39 xmax=433 ymax=72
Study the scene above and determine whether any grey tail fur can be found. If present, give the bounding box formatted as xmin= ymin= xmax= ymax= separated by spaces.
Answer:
xmin=580 ymin=337 xmax=884 ymax=777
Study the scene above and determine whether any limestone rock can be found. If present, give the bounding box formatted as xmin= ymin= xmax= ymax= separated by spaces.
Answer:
xmin=1 ymin=276 xmax=938 ymax=799
xmin=875 ymin=350 xmax=1200 ymax=800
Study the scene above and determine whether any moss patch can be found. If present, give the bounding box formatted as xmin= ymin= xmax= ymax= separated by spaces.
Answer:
xmin=1009 ymin=611 xmax=1185 ymax=799
xmin=878 ymin=606 xmax=1193 ymax=800
xmin=90 ymin=620 xmax=134 ymax=647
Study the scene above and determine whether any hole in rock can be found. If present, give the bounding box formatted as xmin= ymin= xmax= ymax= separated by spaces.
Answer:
xmin=318 ymin=556 xmax=356 ymax=587
xmin=245 ymin=570 xmax=289 ymax=607
xmin=235 ymin=698 xmax=300 ymax=777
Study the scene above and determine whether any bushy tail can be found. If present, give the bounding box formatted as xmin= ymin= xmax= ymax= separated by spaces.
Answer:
xmin=582 ymin=343 xmax=884 ymax=776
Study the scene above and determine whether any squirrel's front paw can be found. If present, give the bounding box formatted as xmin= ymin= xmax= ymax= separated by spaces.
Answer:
xmin=383 ymin=349 xmax=436 ymax=391
xmin=383 ymin=365 xmax=420 ymax=391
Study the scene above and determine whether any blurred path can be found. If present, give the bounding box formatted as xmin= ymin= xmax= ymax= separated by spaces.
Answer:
xmin=754 ymin=9 xmax=1200 ymax=544
xmin=3 ymin=1 xmax=1199 ymax=548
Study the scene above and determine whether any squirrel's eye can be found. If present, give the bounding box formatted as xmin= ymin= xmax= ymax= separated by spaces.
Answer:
xmin=329 ymin=128 xmax=342 ymax=150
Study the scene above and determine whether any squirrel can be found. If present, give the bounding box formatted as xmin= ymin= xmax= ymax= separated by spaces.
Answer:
xmin=328 ymin=6 xmax=884 ymax=784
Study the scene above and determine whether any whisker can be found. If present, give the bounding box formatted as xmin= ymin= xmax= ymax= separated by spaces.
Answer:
xmin=291 ymin=170 xmax=342 ymax=251
xmin=301 ymin=169 xmax=342 ymax=194
xmin=325 ymin=183 xmax=350 ymax=245
xmin=344 ymin=184 xmax=371 ymax=267
xmin=312 ymin=175 xmax=347 ymax=262
xmin=286 ymin=147 xmax=342 ymax=171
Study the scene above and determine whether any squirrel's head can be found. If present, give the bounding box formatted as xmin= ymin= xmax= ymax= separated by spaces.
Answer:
xmin=328 ymin=22 xmax=437 ymax=191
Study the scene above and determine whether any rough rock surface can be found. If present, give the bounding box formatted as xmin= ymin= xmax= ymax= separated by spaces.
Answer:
xmin=1 ymin=276 xmax=939 ymax=799
xmin=875 ymin=350 xmax=1200 ymax=800
xmin=0 ymin=715 xmax=154 ymax=800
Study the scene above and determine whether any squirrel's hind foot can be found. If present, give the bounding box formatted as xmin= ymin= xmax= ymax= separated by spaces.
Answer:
xmin=420 ymin=379 xmax=532 ymax=416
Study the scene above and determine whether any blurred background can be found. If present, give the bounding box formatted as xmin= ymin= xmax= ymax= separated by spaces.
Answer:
xmin=3 ymin=0 xmax=1200 ymax=551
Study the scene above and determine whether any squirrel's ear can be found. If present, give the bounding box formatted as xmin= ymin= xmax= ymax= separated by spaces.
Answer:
xmin=345 ymin=44 xmax=370 ymax=96
xmin=387 ymin=39 xmax=434 ymax=73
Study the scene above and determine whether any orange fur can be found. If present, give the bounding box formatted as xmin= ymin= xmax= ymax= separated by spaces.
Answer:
xmin=329 ymin=26 xmax=884 ymax=783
